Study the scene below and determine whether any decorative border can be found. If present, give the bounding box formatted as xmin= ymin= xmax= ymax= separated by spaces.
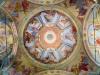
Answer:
xmin=35 ymin=70 xmax=75 ymax=75
xmin=28 ymin=0 xmax=64 ymax=5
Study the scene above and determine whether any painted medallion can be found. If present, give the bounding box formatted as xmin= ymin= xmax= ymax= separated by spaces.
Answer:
xmin=83 ymin=4 xmax=100 ymax=66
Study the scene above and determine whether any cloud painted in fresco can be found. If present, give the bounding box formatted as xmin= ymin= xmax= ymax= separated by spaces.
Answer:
xmin=0 ymin=0 xmax=4 ymax=4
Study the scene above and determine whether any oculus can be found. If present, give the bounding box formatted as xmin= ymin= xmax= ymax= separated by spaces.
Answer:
xmin=24 ymin=10 xmax=78 ymax=64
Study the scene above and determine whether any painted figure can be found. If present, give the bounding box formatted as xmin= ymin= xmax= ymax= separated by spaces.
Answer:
xmin=22 ymin=0 xmax=29 ymax=14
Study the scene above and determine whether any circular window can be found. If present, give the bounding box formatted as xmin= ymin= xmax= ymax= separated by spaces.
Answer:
xmin=0 ymin=7 xmax=18 ymax=69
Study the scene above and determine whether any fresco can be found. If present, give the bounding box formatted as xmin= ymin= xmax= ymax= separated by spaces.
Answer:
xmin=0 ymin=7 xmax=18 ymax=74
xmin=0 ymin=0 xmax=100 ymax=75
xmin=24 ymin=10 xmax=77 ymax=64
xmin=83 ymin=4 xmax=100 ymax=66
xmin=34 ymin=70 xmax=75 ymax=75
xmin=27 ymin=0 xmax=64 ymax=5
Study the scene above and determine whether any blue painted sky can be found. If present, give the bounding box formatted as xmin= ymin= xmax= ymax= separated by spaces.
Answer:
xmin=0 ymin=0 xmax=4 ymax=4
